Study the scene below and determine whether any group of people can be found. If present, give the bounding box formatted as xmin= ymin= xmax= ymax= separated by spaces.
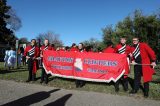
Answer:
xmin=4 ymin=46 xmax=25 ymax=70
xmin=103 ymin=36 xmax=156 ymax=98
xmin=23 ymin=36 xmax=156 ymax=98
xmin=4 ymin=47 xmax=16 ymax=70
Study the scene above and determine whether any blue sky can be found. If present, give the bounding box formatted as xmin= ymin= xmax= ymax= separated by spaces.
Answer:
xmin=7 ymin=0 xmax=160 ymax=46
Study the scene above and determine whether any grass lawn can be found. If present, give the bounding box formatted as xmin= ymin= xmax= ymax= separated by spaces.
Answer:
xmin=0 ymin=62 xmax=160 ymax=100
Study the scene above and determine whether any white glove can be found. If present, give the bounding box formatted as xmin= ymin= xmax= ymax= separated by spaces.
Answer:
xmin=151 ymin=62 xmax=156 ymax=68
xmin=130 ymin=61 xmax=137 ymax=65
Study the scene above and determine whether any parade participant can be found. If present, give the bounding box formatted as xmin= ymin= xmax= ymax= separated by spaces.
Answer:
xmin=4 ymin=47 xmax=10 ymax=68
xmin=65 ymin=46 xmax=70 ymax=51
xmin=75 ymin=43 xmax=86 ymax=88
xmin=51 ymin=44 xmax=56 ymax=51
xmin=115 ymin=36 xmax=131 ymax=92
xmin=7 ymin=47 xmax=16 ymax=70
xmin=24 ymin=39 xmax=39 ymax=82
xmin=85 ymin=45 xmax=93 ymax=52
xmin=17 ymin=47 xmax=22 ymax=66
xmin=20 ymin=46 xmax=26 ymax=66
xmin=103 ymin=41 xmax=116 ymax=53
xmin=129 ymin=37 xmax=156 ymax=97
xmin=102 ymin=41 xmax=121 ymax=92
xmin=57 ymin=46 xmax=65 ymax=51
xmin=40 ymin=39 xmax=53 ymax=84
xmin=60 ymin=46 xmax=66 ymax=51
xmin=70 ymin=43 xmax=78 ymax=52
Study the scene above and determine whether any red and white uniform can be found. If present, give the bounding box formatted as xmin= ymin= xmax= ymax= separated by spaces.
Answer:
xmin=24 ymin=45 xmax=39 ymax=74
xmin=40 ymin=45 xmax=53 ymax=54
xmin=115 ymin=44 xmax=131 ymax=77
xmin=40 ymin=45 xmax=53 ymax=57
xmin=103 ymin=46 xmax=116 ymax=53
xmin=115 ymin=44 xmax=131 ymax=55
xmin=70 ymin=47 xmax=79 ymax=52
xmin=131 ymin=43 xmax=156 ymax=82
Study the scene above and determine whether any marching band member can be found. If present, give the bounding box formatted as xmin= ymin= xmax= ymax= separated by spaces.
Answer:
xmin=103 ymin=41 xmax=121 ymax=92
xmin=40 ymin=39 xmax=53 ymax=84
xmin=24 ymin=39 xmax=39 ymax=82
xmin=103 ymin=41 xmax=116 ymax=53
xmin=129 ymin=37 xmax=156 ymax=97
xmin=115 ymin=36 xmax=131 ymax=92
xmin=75 ymin=43 xmax=86 ymax=88
xmin=70 ymin=43 xmax=79 ymax=52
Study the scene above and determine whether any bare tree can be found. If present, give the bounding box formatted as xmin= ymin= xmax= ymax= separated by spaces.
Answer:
xmin=19 ymin=37 xmax=28 ymax=44
xmin=82 ymin=37 xmax=101 ymax=52
xmin=36 ymin=31 xmax=63 ymax=47
xmin=6 ymin=8 xmax=22 ymax=31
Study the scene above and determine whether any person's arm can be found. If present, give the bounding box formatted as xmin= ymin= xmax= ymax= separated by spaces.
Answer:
xmin=24 ymin=47 xmax=30 ymax=59
xmin=144 ymin=43 xmax=156 ymax=67
xmin=144 ymin=43 xmax=156 ymax=61
xmin=36 ymin=47 xmax=40 ymax=58
xmin=23 ymin=47 xmax=27 ymax=57
xmin=114 ymin=45 xmax=118 ymax=53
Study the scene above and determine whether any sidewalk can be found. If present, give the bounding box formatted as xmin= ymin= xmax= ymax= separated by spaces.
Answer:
xmin=0 ymin=80 xmax=160 ymax=106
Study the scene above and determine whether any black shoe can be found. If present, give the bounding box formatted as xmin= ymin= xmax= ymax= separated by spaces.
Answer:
xmin=32 ymin=77 xmax=36 ymax=81
xmin=79 ymin=84 xmax=83 ymax=88
xmin=144 ymin=92 xmax=149 ymax=98
xmin=32 ymin=78 xmax=36 ymax=81
xmin=115 ymin=88 xmax=119 ymax=92
xmin=26 ymin=80 xmax=30 ymax=82
xmin=40 ymin=80 xmax=43 ymax=83
xmin=79 ymin=81 xmax=85 ymax=88
xmin=45 ymin=81 xmax=48 ymax=84
xmin=76 ymin=84 xmax=79 ymax=88
xmin=32 ymin=74 xmax=36 ymax=81
xmin=124 ymin=88 xmax=128 ymax=92
xmin=129 ymin=90 xmax=137 ymax=95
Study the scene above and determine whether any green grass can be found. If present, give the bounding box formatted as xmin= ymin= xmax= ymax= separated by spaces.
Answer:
xmin=0 ymin=62 xmax=160 ymax=100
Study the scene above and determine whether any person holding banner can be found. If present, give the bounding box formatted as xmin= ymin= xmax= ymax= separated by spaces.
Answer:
xmin=115 ymin=36 xmax=131 ymax=92
xmin=51 ymin=44 xmax=56 ymax=51
xmin=40 ymin=39 xmax=53 ymax=84
xmin=129 ymin=37 xmax=156 ymax=97
xmin=103 ymin=41 xmax=115 ymax=53
xmin=85 ymin=45 xmax=94 ymax=52
xmin=24 ymin=39 xmax=39 ymax=82
xmin=103 ymin=41 xmax=121 ymax=92
xmin=70 ymin=43 xmax=78 ymax=52
xmin=75 ymin=43 xmax=86 ymax=88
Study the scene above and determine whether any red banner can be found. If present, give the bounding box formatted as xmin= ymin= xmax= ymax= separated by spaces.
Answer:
xmin=43 ymin=51 xmax=128 ymax=83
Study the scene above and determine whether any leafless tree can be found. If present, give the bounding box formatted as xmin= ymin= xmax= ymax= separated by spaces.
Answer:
xmin=6 ymin=8 xmax=22 ymax=31
xmin=36 ymin=31 xmax=63 ymax=47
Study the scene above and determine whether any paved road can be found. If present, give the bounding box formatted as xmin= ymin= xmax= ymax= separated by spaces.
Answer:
xmin=0 ymin=80 xmax=160 ymax=106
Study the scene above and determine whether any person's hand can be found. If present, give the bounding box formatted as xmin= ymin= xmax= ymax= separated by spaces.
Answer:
xmin=36 ymin=57 xmax=41 ymax=60
xmin=26 ymin=56 xmax=30 ymax=59
xmin=40 ymin=54 xmax=43 ymax=57
xmin=130 ymin=61 xmax=137 ymax=65
xmin=129 ymin=53 xmax=132 ymax=57
xmin=151 ymin=62 xmax=156 ymax=68
xmin=32 ymin=57 xmax=35 ymax=60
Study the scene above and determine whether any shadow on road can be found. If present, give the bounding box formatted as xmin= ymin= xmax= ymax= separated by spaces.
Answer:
xmin=1 ymin=89 xmax=60 ymax=106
